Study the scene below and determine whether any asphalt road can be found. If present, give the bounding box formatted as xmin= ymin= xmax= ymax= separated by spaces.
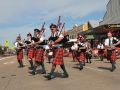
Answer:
xmin=0 ymin=55 xmax=120 ymax=90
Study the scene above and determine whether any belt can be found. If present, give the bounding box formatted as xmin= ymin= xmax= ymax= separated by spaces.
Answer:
xmin=36 ymin=47 xmax=43 ymax=49
xmin=54 ymin=46 xmax=63 ymax=49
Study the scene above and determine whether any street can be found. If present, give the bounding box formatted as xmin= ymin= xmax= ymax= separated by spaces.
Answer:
xmin=0 ymin=55 xmax=120 ymax=90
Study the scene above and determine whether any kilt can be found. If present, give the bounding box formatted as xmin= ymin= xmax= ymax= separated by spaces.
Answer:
xmin=79 ymin=52 xmax=85 ymax=61
xmin=72 ymin=50 xmax=76 ymax=57
xmin=27 ymin=48 xmax=34 ymax=59
xmin=34 ymin=48 xmax=44 ymax=62
xmin=52 ymin=47 xmax=64 ymax=65
xmin=17 ymin=50 xmax=23 ymax=60
xmin=98 ymin=49 xmax=104 ymax=56
xmin=107 ymin=49 xmax=116 ymax=61
xmin=86 ymin=53 xmax=92 ymax=59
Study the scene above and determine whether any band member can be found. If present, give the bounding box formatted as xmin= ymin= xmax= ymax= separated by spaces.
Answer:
xmin=14 ymin=35 xmax=25 ymax=68
xmin=25 ymin=33 xmax=34 ymax=69
xmin=86 ymin=40 xmax=92 ymax=63
xmin=45 ymin=45 xmax=49 ymax=58
xmin=71 ymin=42 xmax=77 ymax=62
xmin=97 ymin=40 xmax=105 ymax=61
xmin=105 ymin=30 xmax=119 ymax=72
xmin=29 ymin=29 xmax=46 ymax=75
xmin=44 ymin=23 xmax=69 ymax=80
xmin=76 ymin=35 xmax=86 ymax=70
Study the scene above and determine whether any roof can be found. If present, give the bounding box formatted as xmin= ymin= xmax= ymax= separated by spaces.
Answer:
xmin=88 ymin=20 xmax=100 ymax=28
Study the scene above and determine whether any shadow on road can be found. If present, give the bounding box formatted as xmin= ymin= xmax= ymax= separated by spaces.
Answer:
xmin=98 ymin=66 xmax=111 ymax=70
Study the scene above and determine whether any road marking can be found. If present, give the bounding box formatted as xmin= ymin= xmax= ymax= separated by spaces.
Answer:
xmin=85 ymin=66 xmax=103 ymax=72
xmin=3 ymin=62 xmax=14 ymax=64
xmin=0 ymin=56 xmax=15 ymax=61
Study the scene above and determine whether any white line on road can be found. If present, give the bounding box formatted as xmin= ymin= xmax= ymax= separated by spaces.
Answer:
xmin=85 ymin=66 xmax=103 ymax=72
xmin=3 ymin=62 xmax=14 ymax=64
xmin=0 ymin=56 xmax=15 ymax=61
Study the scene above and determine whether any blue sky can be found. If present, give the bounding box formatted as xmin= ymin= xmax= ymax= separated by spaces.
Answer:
xmin=0 ymin=0 xmax=109 ymax=48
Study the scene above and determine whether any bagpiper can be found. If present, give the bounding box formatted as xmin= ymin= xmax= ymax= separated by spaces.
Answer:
xmin=14 ymin=35 xmax=25 ymax=68
xmin=29 ymin=29 xmax=46 ymax=75
xmin=86 ymin=40 xmax=92 ymax=63
xmin=76 ymin=34 xmax=86 ymax=70
xmin=44 ymin=23 xmax=69 ymax=80
xmin=71 ymin=42 xmax=78 ymax=62
xmin=25 ymin=33 xmax=34 ymax=69
xmin=97 ymin=40 xmax=105 ymax=61
xmin=104 ymin=30 xmax=119 ymax=72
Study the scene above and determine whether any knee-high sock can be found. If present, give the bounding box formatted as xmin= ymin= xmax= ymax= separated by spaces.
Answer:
xmin=40 ymin=62 xmax=46 ymax=72
xmin=18 ymin=59 xmax=21 ymax=66
xmin=111 ymin=60 xmax=116 ymax=69
xmin=60 ymin=64 xmax=68 ymax=75
xmin=79 ymin=61 xmax=83 ymax=67
xmin=49 ymin=64 xmax=56 ymax=76
xmin=29 ymin=59 xmax=34 ymax=68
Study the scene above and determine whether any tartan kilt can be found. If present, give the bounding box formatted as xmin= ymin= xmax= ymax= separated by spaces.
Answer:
xmin=98 ymin=49 xmax=104 ymax=56
xmin=72 ymin=50 xmax=76 ymax=57
xmin=17 ymin=50 xmax=23 ymax=59
xmin=86 ymin=53 xmax=92 ymax=59
xmin=107 ymin=49 xmax=116 ymax=61
xmin=79 ymin=52 xmax=85 ymax=61
xmin=52 ymin=47 xmax=64 ymax=65
xmin=34 ymin=48 xmax=36 ymax=58
xmin=27 ymin=48 xmax=34 ymax=59
xmin=34 ymin=48 xmax=44 ymax=62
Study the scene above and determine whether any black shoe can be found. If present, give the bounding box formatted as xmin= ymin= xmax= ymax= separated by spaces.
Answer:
xmin=79 ymin=67 xmax=83 ymax=70
xmin=29 ymin=71 xmax=36 ymax=75
xmin=110 ymin=68 xmax=115 ymax=72
xmin=63 ymin=74 xmax=69 ymax=78
xmin=29 ymin=67 xmax=34 ymax=70
xmin=44 ymin=75 xmax=51 ymax=80
xmin=89 ymin=61 xmax=92 ymax=63
xmin=41 ymin=71 xmax=46 ymax=74
xmin=83 ymin=64 xmax=85 ymax=66
xmin=18 ymin=65 xmax=24 ymax=68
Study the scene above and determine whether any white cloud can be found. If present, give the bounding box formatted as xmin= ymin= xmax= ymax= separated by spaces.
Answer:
xmin=0 ymin=0 xmax=109 ymax=47
xmin=0 ymin=0 xmax=109 ymax=24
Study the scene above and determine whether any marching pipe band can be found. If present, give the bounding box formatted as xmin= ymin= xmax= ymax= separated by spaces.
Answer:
xmin=14 ymin=16 xmax=120 ymax=81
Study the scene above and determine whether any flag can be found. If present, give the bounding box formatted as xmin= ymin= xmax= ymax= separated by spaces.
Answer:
xmin=5 ymin=40 xmax=9 ymax=47
xmin=11 ymin=45 xmax=14 ymax=50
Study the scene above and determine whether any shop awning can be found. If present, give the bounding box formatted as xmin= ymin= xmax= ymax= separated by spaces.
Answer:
xmin=85 ymin=35 xmax=94 ymax=39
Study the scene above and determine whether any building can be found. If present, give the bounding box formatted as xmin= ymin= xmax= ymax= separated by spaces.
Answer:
xmin=66 ymin=24 xmax=83 ymax=39
xmin=100 ymin=0 xmax=120 ymax=25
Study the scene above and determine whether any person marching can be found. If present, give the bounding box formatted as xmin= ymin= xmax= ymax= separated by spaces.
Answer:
xmin=104 ymin=30 xmax=119 ymax=72
xmin=97 ymin=40 xmax=105 ymax=61
xmin=45 ymin=45 xmax=53 ymax=63
xmin=76 ymin=34 xmax=86 ymax=70
xmin=86 ymin=40 xmax=92 ymax=63
xmin=29 ymin=29 xmax=46 ymax=75
xmin=25 ymin=33 xmax=34 ymax=70
xmin=14 ymin=35 xmax=25 ymax=68
xmin=44 ymin=23 xmax=69 ymax=80
xmin=71 ymin=42 xmax=78 ymax=62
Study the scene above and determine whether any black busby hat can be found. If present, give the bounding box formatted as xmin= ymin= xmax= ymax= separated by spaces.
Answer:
xmin=34 ymin=29 xmax=40 ymax=32
xmin=49 ymin=23 xmax=58 ymax=28
xmin=27 ymin=32 xmax=32 ymax=36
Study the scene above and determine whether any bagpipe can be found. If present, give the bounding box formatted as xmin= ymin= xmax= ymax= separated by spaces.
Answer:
xmin=112 ymin=37 xmax=120 ymax=47
xmin=32 ymin=22 xmax=48 ymax=45
xmin=77 ymin=42 xmax=86 ymax=52
xmin=48 ymin=16 xmax=69 ymax=44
